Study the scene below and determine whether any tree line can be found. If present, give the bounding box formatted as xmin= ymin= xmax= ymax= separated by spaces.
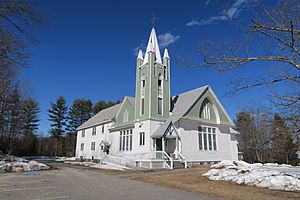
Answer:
xmin=236 ymin=109 xmax=299 ymax=165
xmin=1 ymin=93 xmax=119 ymax=157
xmin=40 ymin=97 xmax=119 ymax=157
xmin=0 ymin=0 xmax=43 ymax=156
xmin=179 ymin=0 xmax=300 ymax=165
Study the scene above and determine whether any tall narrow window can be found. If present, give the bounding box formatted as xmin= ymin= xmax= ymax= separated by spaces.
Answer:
xmin=80 ymin=143 xmax=84 ymax=151
xmin=208 ymin=134 xmax=212 ymax=150
xmin=141 ymin=98 xmax=145 ymax=115
xmin=122 ymin=131 xmax=126 ymax=151
xmin=91 ymin=142 xmax=95 ymax=150
xmin=158 ymin=74 xmax=163 ymax=115
xmin=81 ymin=130 xmax=85 ymax=137
xmin=139 ymin=132 xmax=145 ymax=146
xmin=158 ymin=98 xmax=162 ymax=115
xmin=119 ymin=132 xmax=122 ymax=151
xmin=203 ymin=133 xmax=207 ymax=150
xmin=129 ymin=130 xmax=133 ymax=151
xmin=102 ymin=125 xmax=104 ymax=133
xmin=92 ymin=126 xmax=96 ymax=135
xmin=158 ymin=77 xmax=163 ymax=97
xmin=158 ymin=79 xmax=162 ymax=87
xmin=141 ymin=78 xmax=145 ymax=116
xmin=198 ymin=127 xmax=203 ymax=150
xmin=126 ymin=130 xmax=129 ymax=151
xmin=213 ymin=134 xmax=217 ymax=151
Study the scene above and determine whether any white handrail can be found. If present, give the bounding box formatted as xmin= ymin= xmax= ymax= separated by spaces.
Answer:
xmin=177 ymin=151 xmax=188 ymax=168
xmin=99 ymin=153 xmax=108 ymax=164
xmin=162 ymin=151 xmax=173 ymax=169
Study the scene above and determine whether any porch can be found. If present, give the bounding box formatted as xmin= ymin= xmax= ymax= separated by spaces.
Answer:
xmin=150 ymin=122 xmax=188 ymax=169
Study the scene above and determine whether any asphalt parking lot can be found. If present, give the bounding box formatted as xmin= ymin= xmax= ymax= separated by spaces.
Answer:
xmin=0 ymin=163 xmax=222 ymax=200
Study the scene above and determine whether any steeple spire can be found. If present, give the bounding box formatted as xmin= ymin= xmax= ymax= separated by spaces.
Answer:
xmin=143 ymin=28 xmax=162 ymax=65
xmin=137 ymin=49 xmax=143 ymax=60
xmin=163 ymin=48 xmax=169 ymax=59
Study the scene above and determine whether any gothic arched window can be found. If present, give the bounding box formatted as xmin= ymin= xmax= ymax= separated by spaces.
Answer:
xmin=200 ymin=98 xmax=213 ymax=120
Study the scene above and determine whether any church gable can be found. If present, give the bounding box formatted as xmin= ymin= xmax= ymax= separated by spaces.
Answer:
xmin=183 ymin=87 xmax=234 ymax=126
xmin=113 ymin=97 xmax=135 ymax=127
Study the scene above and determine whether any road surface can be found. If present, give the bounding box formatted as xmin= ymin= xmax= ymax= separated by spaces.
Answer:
xmin=0 ymin=163 xmax=222 ymax=200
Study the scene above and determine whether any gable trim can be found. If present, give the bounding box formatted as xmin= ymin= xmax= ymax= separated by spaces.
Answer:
xmin=115 ymin=97 xmax=133 ymax=122
xmin=181 ymin=86 xmax=234 ymax=126
xmin=208 ymin=87 xmax=234 ymax=126
xmin=182 ymin=86 xmax=209 ymax=118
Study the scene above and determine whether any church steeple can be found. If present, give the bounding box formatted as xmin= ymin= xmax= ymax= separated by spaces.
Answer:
xmin=143 ymin=28 xmax=162 ymax=65
xmin=135 ymin=26 xmax=171 ymax=122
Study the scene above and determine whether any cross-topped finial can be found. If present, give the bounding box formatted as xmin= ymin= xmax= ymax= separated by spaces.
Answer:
xmin=151 ymin=14 xmax=157 ymax=28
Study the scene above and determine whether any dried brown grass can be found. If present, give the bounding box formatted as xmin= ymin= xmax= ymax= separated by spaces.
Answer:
xmin=132 ymin=166 xmax=300 ymax=200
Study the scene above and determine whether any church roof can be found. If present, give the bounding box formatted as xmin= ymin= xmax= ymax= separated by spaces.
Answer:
xmin=76 ymin=96 xmax=135 ymax=130
xmin=126 ymin=96 xmax=135 ymax=105
xmin=143 ymin=28 xmax=162 ymax=65
xmin=77 ymin=103 xmax=122 ymax=130
xmin=152 ymin=85 xmax=209 ymax=138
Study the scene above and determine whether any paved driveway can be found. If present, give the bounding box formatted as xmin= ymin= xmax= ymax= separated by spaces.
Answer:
xmin=0 ymin=164 xmax=221 ymax=200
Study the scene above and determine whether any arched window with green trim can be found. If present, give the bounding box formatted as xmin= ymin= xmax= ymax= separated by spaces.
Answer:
xmin=199 ymin=98 xmax=216 ymax=122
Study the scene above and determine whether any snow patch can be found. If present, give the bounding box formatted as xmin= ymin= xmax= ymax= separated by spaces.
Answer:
xmin=65 ymin=161 xmax=128 ymax=171
xmin=0 ymin=156 xmax=49 ymax=173
xmin=55 ymin=157 xmax=76 ymax=162
xmin=203 ymin=160 xmax=300 ymax=191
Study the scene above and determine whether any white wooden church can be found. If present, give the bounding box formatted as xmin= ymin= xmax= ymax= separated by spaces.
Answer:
xmin=75 ymin=27 xmax=239 ymax=169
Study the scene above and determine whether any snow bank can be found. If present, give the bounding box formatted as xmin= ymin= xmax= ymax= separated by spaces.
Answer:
xmin=55 ymin=157 xmax=76 ymax=162
xmin=203 ymin=160 xmax=300 ymax=191
xmin=91 ymin=162 xmax=129 ymax=171
xmin=0 ymin=156 xmax=50 ymax=173
xmin=65 ymin=161 xmax=128 ymax=171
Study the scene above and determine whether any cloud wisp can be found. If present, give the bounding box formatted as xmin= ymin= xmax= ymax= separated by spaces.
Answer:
xmin=187 ymin=0 xmax=257 ymax=26
xmin=158 ymin=32 xmax=180 ymax=48
xmin=133 ymin=32 xmax=180 ymax=56
xmin=133 ymin=43 xmax=146 ymax=56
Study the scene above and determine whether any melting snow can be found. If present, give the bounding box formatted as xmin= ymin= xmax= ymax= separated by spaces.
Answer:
xmin=65 ymin=161 xmax=128 ymax=171
xmin=55 ymin=157 xmax=76 ymax=162
xmin=0 ymin=156 xmax=49 ymax=173
xmin=203 ymin=160 xmax=300 ymax=191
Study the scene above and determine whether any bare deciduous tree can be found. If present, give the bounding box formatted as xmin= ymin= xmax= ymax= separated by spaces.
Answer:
xmin=187 ymin=0 xmax=300 ymax=148
xmin=0 ymin=0 xmax=43 ymax=154
xmin=200 ymin=1 xmax=299 ymax=91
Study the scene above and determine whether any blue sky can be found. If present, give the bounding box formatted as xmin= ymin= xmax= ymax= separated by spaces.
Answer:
xmin=21 ymin=0 xmax=279 ymax=135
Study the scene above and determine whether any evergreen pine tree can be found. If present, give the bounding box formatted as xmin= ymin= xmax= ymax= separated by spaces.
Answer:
xmin=48 ymin=96 xmax=68 ymax=157
xmin=66 ymin=99 xmax=93 ymax=156
xmin=68 ymin=99 xmax=93 ymax=134
xmin=236 ymin=112 xmax=257 ymax=163
xmin=6 ymin=86 xmax=23 ymax=154
xmin=93 ymin=100 xmax=120 ymax=114
xmin=18 ymin=98 xmax=40 ymax=156
xmin=271 ymin=114 xmax=298 ymax=165
xmin=93 ymin=100 xmax=106 ymax=114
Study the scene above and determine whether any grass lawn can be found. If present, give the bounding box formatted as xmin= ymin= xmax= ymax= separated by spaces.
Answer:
xmin=131 ymin=166 xmax=300 ymax=200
